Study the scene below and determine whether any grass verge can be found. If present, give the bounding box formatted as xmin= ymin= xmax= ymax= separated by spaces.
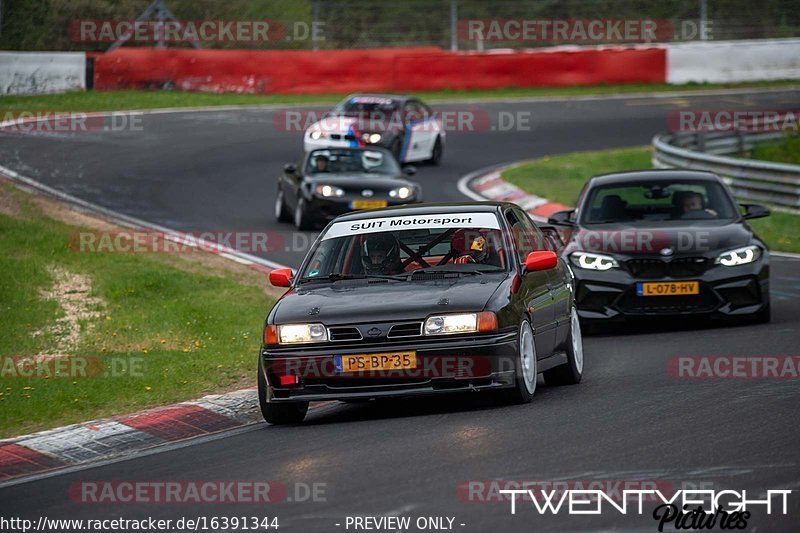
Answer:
xmin=502 ymin=146 xmax=800 ymax=253
xmin=749 ymin=134 xmax=800 ymax=165
xmin=0 ymin=80 xmax=797 ymax=112
xmin=0 ymin=181 xmax=275 ymax=438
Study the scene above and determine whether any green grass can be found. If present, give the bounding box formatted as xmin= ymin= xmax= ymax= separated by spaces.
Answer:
xmin=0 ymin=183 xmax=274 ymax=437
xmin=502 ymin=146 xmax=800 ymax=253
xmin=0 ymin=80 xmax=798 ymax=112
xmin=749 ymin=134 xmax=800 ymax=165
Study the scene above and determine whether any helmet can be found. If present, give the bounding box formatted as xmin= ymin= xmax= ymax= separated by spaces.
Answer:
xmin=451 ymin=229 xmax=489 ymax=264
xmin=361 ymin=233 xmax=401 ymax=274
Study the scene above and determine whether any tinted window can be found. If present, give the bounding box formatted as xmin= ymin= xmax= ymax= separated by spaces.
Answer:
xmin=582 ymin=180 xmax=737 ymax=223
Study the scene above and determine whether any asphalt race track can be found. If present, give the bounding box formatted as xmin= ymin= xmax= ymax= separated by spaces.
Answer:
xmin=1 ymin=89 xmax=800 ymax=532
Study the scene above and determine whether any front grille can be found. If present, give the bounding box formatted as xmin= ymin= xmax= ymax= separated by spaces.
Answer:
xmin=388 ymin=322 xmax=423 ymax=338
xmin=625 ymin=257 xmax=708 ymax=279
xmin=328 ymin=326 xmax=362 ymax=341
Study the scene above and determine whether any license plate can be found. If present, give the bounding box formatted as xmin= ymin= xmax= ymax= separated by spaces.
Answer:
xmin=334 ymin=352 xmax=416 ymax=373
xmin=637 ymin=281 xmax=699 ymax=296
xmin=351 ymin=199 xmax=388 ymax=209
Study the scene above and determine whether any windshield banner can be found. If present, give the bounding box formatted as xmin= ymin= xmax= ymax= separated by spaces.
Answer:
xmin=322 ymin=213 xmax=500 ymax=240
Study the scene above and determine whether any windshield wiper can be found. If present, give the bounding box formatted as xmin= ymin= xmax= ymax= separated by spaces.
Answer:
xmin=298 ymin=273 xmax=405 ymax=284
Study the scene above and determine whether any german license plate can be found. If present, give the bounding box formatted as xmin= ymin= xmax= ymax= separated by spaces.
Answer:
xmin=351 ymin=199 xmax=388 ymax=209
xmin=637 ymin=281 xmax=699 ymax=296
xmin=334 ymin=352 xmax=416 ymax=373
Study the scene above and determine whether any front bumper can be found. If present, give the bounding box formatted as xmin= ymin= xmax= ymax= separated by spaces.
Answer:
xmin=260 ymin=331 xmax=518 ymax=402
xmin=572 ymin=258 xmax=769 ymax=320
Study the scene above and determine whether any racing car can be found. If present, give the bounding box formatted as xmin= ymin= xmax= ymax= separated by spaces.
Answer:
xmin=259 ymin=202 xmax=584 ymax=424
xmin=303 ymin=94 xmax=444 ymax=165
xmin=547 ymin=170 xmax=771 ymax=324
xmin=275 ymin=146 xmax=422 ymax=230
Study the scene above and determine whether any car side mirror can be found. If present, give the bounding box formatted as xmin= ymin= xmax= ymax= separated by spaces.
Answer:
xmin=403 ymin=166 xmax=417 ymax=176
xmin=283 ymin=163 xmax=297 ymax=175
xmin=741 ymin=203 xmax=770 ymax=220
xmin=269 ymin=268 xmax=293 ymax=287
xmin=547 ymin=210 xmax=576 ymax=227
xmin=524 ymin=251 xmax=558 ymax=272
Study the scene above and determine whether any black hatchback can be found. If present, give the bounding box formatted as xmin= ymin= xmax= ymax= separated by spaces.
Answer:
xmin=259 ymin=202 xmax=584 ymax=424
xmin=547 ymin=170 xmax=771 ymax=324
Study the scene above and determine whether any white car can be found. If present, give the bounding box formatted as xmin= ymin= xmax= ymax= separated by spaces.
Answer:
xmin=304 ymin=94 xmax=445 ymax=165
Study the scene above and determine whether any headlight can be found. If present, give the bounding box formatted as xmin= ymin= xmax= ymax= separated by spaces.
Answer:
xmin=715 ymin=245 xmax=761 ymax=267
xmin=570 ymin=251 xmax=619 ymax=271
xmin=424 ymin=312 xmax=497 ymax=335
xmin=277 ymin=323 xmax=328 ymax=345
xmin=389 ymin=186 xmax=413 ymax=199
xmin=361 ymin=132 xmax=382 ymax=144
xmin=315 ymin=184 xmax=345 ymax=197
xmin=309 ymin=131 xmax=325 ymax=140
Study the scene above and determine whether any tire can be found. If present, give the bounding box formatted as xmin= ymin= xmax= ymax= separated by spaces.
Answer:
xmin=506 ymin=320 xmax=537 ymax=404
xmin=274 ymin=187 xmax=291 ymax=222
xmin=544 ymin=307 xmax=584 ymax=386
xmin=294 ymin=197 xmax=313 ymax=231
xmin=426 ymin=136 xmax=443 ymax=165
xmin=258 ymin=358 xmax=308 ymax=425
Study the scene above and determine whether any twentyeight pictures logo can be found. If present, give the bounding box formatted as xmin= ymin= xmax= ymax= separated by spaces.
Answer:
xmin=499 ymin=489 xmax=792 ymax=531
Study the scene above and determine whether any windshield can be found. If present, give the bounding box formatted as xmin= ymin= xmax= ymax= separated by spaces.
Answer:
xmin=335 ymin=96 xmax=400 ymax=117
xmin=581 ymin=180 xmax=738 ymax=224
xmin=298 ymin=213 xmax=509 ymax=282
xmin=306 ymin=148 xmax=400 ymax=176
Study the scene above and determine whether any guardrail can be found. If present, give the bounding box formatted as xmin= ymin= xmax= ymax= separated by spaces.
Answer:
xmin=652 ymin=129 xmax=800 ymax=211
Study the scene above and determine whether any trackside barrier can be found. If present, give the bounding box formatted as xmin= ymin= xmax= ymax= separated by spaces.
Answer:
xmin=652 ymin=122 xmax=800 ymax=210
xmin=92 ymin=46 xmax=666 ymax=94
xmin=0 ymin=52 xmax=86 ymax=95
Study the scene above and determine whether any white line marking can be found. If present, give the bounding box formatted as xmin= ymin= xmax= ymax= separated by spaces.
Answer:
xmin=0 ymin=163 xmax=288 ymax=270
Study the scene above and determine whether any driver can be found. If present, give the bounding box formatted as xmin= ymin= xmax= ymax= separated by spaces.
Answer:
xmin=451 ymin=229 xmax=490 ymax=264
xmin=680 ymin=191 xmax=717 ymax=217
xmin=314 ymin=155 xmax=330 ymax=173
xmin=361 ymin=233 xmax=402 ymax=275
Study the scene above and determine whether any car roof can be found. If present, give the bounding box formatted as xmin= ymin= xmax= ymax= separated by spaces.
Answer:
xmin=333 ymin=202 xmax=511 ymax=222
xmin=588 ymin=169 xmax=722 ymax=186
xmin=344 ymin=93 xmax=410 ymax=104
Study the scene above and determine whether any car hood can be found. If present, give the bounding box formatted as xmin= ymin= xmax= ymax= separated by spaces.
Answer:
xmin=304 ymin=174 xmax=410 ymax=188
xmin=564 ymin=219 xmax=757 ymax=258
xmin=271 ymin=275 xmax=506 ymax=325
xmin=307 ymin=115 xmax=399 ymax=135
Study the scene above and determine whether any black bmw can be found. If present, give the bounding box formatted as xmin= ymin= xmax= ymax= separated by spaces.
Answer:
xmin=274 ymin=146 xmax=422 ymax=230
xmin=547 ymin=170 xmax=771 ymax=325
xmin=259 ymin=203 xmax=584 ymax=424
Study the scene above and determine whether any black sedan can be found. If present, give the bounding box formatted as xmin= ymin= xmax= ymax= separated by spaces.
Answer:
xmin=259 ymin=202 xmax=584 ymax=424
xmin=275 ymin=147 xmax=421 ymax=230
xmin=548 ymin=170 xmax=771 ymax=324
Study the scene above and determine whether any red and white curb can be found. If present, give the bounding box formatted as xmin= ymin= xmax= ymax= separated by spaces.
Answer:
xmin=457 ymin=165 xmax=570 ymax=222
xmin=0 ymin=388 xmax=261 ymax=483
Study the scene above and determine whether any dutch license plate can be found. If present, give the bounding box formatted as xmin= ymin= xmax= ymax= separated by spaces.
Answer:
xmin=351 ymin=199 xmax=388 ymax=209
xmin=637 ymin=281 xmax=699 ymax=296
xmin=334 ymin=352 xmax=417 ymax=373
